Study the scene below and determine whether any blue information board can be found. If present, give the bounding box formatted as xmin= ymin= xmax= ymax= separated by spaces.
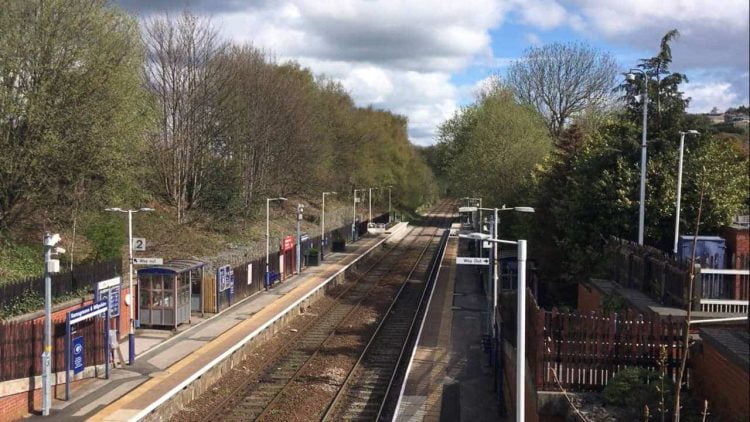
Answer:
xmin=72 ymin=336 xmax=84 ymax=374
xmin=109 ymin=285 xmax=121 ymax=317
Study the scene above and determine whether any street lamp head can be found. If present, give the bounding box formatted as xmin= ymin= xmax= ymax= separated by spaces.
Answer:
xmin=687 ymin=129 xmax=700 ymax=135
xmin=513 ymin=206 xmax=535 ymax=213
xmin=278 ymin=197 xmax=287 ymax=201
xmin=139 ymin=207 xmax=155 ymax=212
xmin=625 ymin=72 xmax=636 ymax=82
xmin=105 ymin=207 xmax=123 ymax=212
xmin=459 ymin=232 xmax=491 ymax=240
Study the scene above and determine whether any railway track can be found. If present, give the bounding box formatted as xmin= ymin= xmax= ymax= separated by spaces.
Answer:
xmin=322 ymin=221 xmax=450 ymax=421
xmin=198 ymin=201 xmax=454 ymax=422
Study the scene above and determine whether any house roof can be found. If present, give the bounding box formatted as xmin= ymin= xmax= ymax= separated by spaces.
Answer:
xmin=699 ymin=327 xmax=749 ymax=370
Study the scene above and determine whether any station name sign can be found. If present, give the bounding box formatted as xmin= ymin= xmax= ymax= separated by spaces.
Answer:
xmin=456 ymin=257 xmax=490 ymax=265
xmin=69 ymin=300 xmax=108 ymax=324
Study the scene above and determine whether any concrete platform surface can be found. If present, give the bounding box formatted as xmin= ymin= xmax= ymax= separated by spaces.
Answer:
xmin=395 ymin=226 xmax=503 ymax=422
xmin=31 ymin=230 xmax=397 ymax=422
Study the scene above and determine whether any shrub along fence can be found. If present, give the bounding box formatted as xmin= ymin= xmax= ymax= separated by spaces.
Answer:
xmin=500 ymin=290 xmax=687 ymax=392
xmin=0 ymin=316 xmax=106 ymax=381
xmin=0 ymin=259 xmax=122 ymax=318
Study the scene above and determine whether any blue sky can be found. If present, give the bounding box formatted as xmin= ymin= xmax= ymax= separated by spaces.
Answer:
xmin=119 ymin=0 xmax=750 ymax=145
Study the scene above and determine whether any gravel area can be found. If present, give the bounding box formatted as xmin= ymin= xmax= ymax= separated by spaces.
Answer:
xmin=170 ymin=282 xmax=350 ymax=421
xmin=256 ymin=252 xmax=426 ymax=421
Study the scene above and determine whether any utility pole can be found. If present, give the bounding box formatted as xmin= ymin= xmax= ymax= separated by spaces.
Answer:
xmin=105 ymin=207 xmax=152 ymax=365
xmin=296 ymin=204 xmax=303 ymax=274
xmin=627 ymin=68 xmax=649 ymax=245
xmin=42 ymin=233 xmax=62 ymax=416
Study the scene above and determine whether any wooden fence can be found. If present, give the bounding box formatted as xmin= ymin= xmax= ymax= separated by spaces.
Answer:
xmin=501 ymin=291 xmax=686 ymax=392
xmin=0 ymin=317 xmax=106 ymax=381
xmin=0 ymin=258 xmax=122 ymax=309
xmin=608 ymin=237 xmax=749 ymax=307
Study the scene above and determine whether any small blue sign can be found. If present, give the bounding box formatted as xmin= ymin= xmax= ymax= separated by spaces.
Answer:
xmin=72 ymin=336 xmax=84 ymax=374
xmin=109 ymin=285 xmax=121 ymax=318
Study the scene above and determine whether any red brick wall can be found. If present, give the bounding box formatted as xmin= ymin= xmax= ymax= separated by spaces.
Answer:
xmin=0 ymin=376 xmax=90 ymax=421
xmin=721 ymin=226 xmax=749 ymax=260
xmin=501 ymin=341 xmax=540 ymax=422
xmin=691 ymin=342 xmax=749 ymax=421
xmin=577 ymin=282 xmax=603 ymax=313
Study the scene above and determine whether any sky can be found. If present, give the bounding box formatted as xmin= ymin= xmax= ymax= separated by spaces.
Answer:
xmin=117 ymin=0 xmax=750 ymax=146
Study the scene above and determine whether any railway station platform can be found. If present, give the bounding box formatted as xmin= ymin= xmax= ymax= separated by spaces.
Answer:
xmin=33 ymin=223 xmax=407 ymax=422
xmin=394 ymin=223 xmax=503 ymax=421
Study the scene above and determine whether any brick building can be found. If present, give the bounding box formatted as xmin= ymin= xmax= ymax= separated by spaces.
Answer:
xmin=691 ymin=327 xmax=749 ymax=421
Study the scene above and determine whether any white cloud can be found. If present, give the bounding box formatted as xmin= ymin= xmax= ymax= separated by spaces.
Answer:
xmin=122 ymin=0 xmax=749 ymax=144
xmin=513 ymin=0 xmax=569 ymax=30
xmin=209 ymin=0 xmax=506 ymax=145
xmin=524 ymin=32 xmax=542 ymax=46
xmin=683 ymin=81 xmax=742 ymax=113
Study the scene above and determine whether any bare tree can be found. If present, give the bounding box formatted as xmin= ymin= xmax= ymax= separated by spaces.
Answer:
xmin=506 ymin=42 xmax=618 ymax=138
xmin=143 ymin=12 xmax=229 ymax=223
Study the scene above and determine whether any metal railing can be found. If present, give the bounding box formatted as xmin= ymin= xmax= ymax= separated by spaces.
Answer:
xmin=698 ymin=298 xmax=749 ymax=314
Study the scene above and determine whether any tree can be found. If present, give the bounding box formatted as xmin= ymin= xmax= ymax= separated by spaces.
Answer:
xmin=506 ymin=42 xmax=618 ymax=138
xmin=0 ymin=0 xmax=146 ymax=229
xmin=437 ymin=86 xmax=552 ymax=206
xmin=142 ymin=12 xmax=230 ymax=223
xmin=617 ymin=29 xmax=689 ymax=136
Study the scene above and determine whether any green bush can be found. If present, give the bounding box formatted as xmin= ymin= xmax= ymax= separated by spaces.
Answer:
xmin=603 ymin=367 xmax=672 ymax=417
xmin=307 ymin=247 xmax=319 ymax=256
xmin=84 ymin=216 xmax=124 ymax=262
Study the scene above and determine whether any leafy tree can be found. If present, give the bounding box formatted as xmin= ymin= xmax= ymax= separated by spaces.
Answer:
xmin=617 ymin=29 xmax=689 ymax=136
xmin=84 ymin=216 xmax=125 ymax=262
xmin=0 ymin=0 xmax=147 ymax=228
xmin=437 ymin=86 xmax=552 ymax=206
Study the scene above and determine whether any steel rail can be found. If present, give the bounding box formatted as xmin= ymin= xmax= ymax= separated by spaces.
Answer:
xmin=199 ymin=221 xmax=424 ymax=422
xmin=321 ymin=205 xmax=454 ymax=421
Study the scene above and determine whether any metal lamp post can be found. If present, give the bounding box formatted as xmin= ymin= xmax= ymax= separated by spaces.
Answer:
xmin=476 ymin=207 xmax=534 ymax=346
xmin=673 ymin=130 xmax=700 ymax=253
xmin=387 ymin=186 xmax=392 ymax=223
xmin=368 ymin=187 xmax=380 ymax=224
xmin=321 ymin=192 xmax=336 ymax=260
xmin=105 ymin=207 xmax=154 ymax=365
xmin=352 ymin=189 xmax=362 ymax=242
xmin=460 ymin=232 xmax=528 ymax=422
xmin=266 ymin=197 xmax=287 ymax=288
xmin=626 ymin=68 xmax=650 ymax=245
xmin=42 ymin=233 xmax=62 ymax=416
xmin=462 ymin=197 xmax=482 ymax=229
